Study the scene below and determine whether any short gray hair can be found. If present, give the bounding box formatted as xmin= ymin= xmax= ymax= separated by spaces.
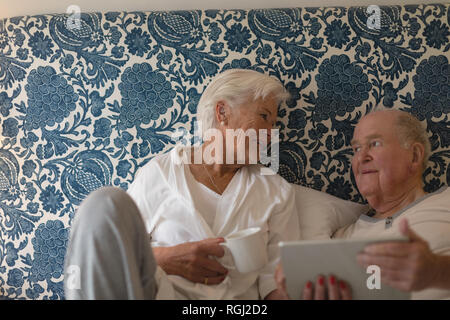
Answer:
xmin=395 ymin=111 xmax=431 ymax=171
xmin=196 ymin=69 xmax=289 ymax=133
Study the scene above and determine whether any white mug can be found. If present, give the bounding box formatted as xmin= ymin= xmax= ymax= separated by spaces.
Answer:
xmin=220 ymin=227 xmax=268 ymax=273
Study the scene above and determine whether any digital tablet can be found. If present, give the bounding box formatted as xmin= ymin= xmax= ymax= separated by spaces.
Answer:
xmin=279 ymin=236 xmax=411 ymax=300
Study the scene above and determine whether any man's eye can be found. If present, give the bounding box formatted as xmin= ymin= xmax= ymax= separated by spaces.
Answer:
xmin=371 ymin=141 xmax=381 ymax=147
xmin=353 ymin=146 xmax=361 ymax=153
xmin=260 ymin=114 xmax=268 ymax=121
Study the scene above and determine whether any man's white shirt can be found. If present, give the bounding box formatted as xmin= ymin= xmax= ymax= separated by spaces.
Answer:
xmin=334 ymin=186 xmax=450 ymax=299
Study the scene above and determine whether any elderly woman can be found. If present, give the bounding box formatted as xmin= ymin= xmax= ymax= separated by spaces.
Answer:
xmin=64 ymin=69 xmax=300 ymax=300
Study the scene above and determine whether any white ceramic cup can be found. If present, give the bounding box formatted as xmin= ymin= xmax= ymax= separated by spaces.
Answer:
xmin=220 ymin=227 xmax=268 ymax=273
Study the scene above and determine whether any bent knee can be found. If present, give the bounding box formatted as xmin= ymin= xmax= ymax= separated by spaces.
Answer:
xmin=74 ymin=186 xmax=140 ymax=230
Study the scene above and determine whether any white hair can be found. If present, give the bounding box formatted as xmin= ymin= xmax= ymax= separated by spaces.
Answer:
xmin=395 ymin=111 xmax=431 ymax=171
xmin=369 ymin=108 xmax=431 ymax=171
xmin=196 ymin=69 xmax=289 ymax=133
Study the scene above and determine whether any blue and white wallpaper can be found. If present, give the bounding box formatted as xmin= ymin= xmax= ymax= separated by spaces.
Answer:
xmin=0 ymin=5 xmax=449 ymax=299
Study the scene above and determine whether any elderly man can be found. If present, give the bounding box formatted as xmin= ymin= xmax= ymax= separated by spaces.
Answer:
xmin=276 ymin=109 xmax=450 ymax=300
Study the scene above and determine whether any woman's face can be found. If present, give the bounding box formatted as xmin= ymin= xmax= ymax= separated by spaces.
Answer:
xmin=222 ymin=95 xmax=279 ymax=165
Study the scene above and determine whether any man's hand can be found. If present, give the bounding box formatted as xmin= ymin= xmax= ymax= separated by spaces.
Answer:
xmin=357 ymin=218 xmax=439 ymax=291
xmin=153 ymin=238 xmax=228 ymax=285
xmin=274 ymin=264 xmax=351 ymax=300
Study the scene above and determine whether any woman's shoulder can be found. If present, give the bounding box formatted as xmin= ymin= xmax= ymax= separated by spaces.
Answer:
xmin=137 ymin=146 xmax=181 ymax=172
xmin=247 ymin=164 xmax=293 ymax=191
xmin=130 ymin=148 xmax=177 ymax=186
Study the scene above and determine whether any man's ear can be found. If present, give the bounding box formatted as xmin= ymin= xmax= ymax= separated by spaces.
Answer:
xmin=410 ymin=142 xmax=425 ymax=173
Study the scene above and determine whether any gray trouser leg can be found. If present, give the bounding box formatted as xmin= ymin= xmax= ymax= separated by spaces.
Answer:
xmin=64 ymin=186 xmax=157 ymax=300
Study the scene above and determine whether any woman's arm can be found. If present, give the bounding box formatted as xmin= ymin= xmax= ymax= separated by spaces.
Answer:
xmin=258 ymin=183 xmax=301 ymax=299
xmin=273 ymin=263 xmax=352 ymax=300
xmin=152 ymin=238 xmax=229 ymax=285
xmin=264 ymin=288 xmax=289 ymax=300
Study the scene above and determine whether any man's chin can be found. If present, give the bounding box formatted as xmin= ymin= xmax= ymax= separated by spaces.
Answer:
xmin=359 ymin=188 xmax=378 ymax=199
xmin=356 ymin=183 xmax=377 ymax=198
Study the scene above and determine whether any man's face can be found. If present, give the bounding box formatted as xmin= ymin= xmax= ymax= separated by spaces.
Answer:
xmin=351 ymin=112 xmax=415 ymax=200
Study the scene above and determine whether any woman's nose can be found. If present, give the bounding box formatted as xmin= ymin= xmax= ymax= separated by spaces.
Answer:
xmin=265 ymin=128 xmax=272 ymax=145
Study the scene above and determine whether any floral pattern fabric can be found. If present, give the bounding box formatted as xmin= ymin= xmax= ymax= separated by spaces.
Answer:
xmin=0 ymin=5 xmax=449 ymax=299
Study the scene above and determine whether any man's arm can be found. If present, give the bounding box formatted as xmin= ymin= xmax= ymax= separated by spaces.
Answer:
xmin=430 ymin=255 xmax=450 ymax=289
xmin=357 ymin=218 xmax=450 ymax=292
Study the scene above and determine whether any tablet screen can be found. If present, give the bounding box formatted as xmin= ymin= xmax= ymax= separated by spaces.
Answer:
xmin=279 ymin=236 xmax=410 ymax=300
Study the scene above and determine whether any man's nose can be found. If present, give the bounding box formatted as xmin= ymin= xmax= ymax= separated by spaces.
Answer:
xmin=358 ymin=146 xmax=372 ymax=163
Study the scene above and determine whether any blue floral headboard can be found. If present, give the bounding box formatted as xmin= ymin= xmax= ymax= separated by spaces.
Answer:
xmin=0 ymin=4 xmax=449 ymax=299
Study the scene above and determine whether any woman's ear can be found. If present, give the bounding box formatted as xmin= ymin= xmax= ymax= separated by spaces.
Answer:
xmin=215 ymin=101 xmax=227 ymax=125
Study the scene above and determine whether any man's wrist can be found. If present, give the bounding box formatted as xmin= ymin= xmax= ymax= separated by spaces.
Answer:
xmin=431 ymin=255 xmax=450 ymax=289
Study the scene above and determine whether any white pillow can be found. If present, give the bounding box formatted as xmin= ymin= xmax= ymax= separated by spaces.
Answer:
xmin=293 ymin=185 xmax=369 ymax=240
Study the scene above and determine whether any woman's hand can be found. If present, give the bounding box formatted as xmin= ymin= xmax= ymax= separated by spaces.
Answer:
xmin=275 ymin=264 xmax=352 ymax=300
xmin=153 ymin=238 xmax=228 ymax=285
xmin=274 ymin=264 xmax=290 ymax=299
xmin=302 ymin=275 xmax=352 ymax=300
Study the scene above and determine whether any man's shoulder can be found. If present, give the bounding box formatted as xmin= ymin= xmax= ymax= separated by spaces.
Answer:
xmin=410 ymin=186 xmax=450 ymax=214
xmin=426 ymin=185 xmax=450 ymax=198
xmin=400 ymin=187 xmax=450 ymax=227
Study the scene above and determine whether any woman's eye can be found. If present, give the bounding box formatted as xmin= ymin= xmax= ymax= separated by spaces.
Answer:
xmin=353 ymin=146 xmax=361 ymax=153
xmin=260 ymin=114 xmax=268 ymax=121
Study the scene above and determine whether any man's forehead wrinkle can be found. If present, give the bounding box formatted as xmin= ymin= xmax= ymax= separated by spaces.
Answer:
xmin=351 ymin=132 xmax=384 ymax=146
xmin=352 ymin=111 xmax=399 ymax=146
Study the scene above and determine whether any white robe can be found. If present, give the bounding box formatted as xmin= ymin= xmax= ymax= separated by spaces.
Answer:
xmin=127 ymin=146 xmax=300 ymax=299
